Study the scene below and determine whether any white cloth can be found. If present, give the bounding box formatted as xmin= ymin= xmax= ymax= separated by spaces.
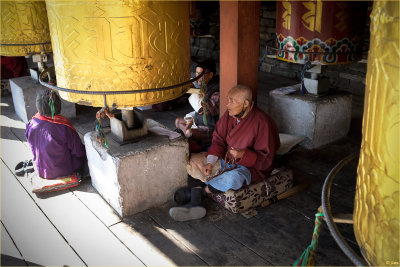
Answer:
xmin=188 ymin=94 xmax=202 ymax=112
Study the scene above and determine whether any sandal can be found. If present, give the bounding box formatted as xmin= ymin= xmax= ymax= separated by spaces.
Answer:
xmin=15 ymin=160 xmax=34 ymax=177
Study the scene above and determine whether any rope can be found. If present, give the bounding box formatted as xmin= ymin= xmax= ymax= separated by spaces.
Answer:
xmin=293 ymin=207 xmax=324 ymax=266
xmin=300 ymin=61 xmax=312 ymax=95
xmin=200 ymin=80 xmax=208 ymax=126
xmin=95 ymin=107 xmax=113 ymax=148
xmin=48 ymin=89 xmax=55 ymax=118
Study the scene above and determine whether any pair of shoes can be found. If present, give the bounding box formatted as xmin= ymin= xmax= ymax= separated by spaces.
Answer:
xmin=15 ymin=160 xmax=34 ymax=177
xmin=170 ymin=187 xmax=206 ymax=221
xmin=169 ymin=204 xmax=206 ymax=221
xmin=173 ymin=187 xmax=191 ymax=205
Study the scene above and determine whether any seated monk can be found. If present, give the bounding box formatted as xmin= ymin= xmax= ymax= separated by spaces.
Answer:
xmin=175 ymin=58 xmax=219 ymax=152
xmin=25 ymin=89 xmax=88 ymax=179
xmin=169 ymin=84 xmax=280 ymax=221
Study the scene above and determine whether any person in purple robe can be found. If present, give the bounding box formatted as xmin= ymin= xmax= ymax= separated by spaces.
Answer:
xmin=170 ymin=85 xmax=280 ymax=221
xmin=25 ymin=89 xmax=87 ymax=179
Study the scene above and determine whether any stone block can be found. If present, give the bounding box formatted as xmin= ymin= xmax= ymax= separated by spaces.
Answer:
xmin=303 ymin=77 xmax=330 ymax=95
xmin=260 ymin=26 xmax=267 ymax=33
xmin=260 ymin=33 xmax=269 ymax=41
xmin=339 ymin=72 xmax=365 ymax=83
xmin=260 ymin=63 xmax=272 ymax=73
xmin=269 ymin=86 xmax=352 ymax=149
xmin=271 ymin=67 xmax=297 ymax=79
xmin=260 ymin=18 xmax=275 ymax=27
xmin=84 ymin=122 xmax=189 ymax=217
xmin=266 ymin=27 xmax=277 ymax=34
xmin=262 ymin=10 xmax=276 ymax=19
xmin=10 ymin=76 xmax=76 ymax=124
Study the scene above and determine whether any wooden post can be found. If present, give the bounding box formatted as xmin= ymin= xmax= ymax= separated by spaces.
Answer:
xmin=219 ymin=1 xmax=260 ymax=116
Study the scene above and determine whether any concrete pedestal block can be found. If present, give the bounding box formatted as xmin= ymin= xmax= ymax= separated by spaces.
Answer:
xmin=10 ymin=76 xmax=76 ymax=124
xmin=269 ymin=86 xmax=352 ymax=149
xmin=84 ymin=122 xmax=189 ymax=217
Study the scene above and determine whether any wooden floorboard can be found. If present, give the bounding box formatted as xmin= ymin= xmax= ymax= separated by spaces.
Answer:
xmin=144 ymin=204 xmax=273 ymax=266
xmin=111 ymin=216 xmax=206 ymax=266
xmin=1 ymin=222 xmax=26 ymax=266
xmin=1 ymin=162 xmax=85 ymax=266
xmin=70 ymin=180 xmax=122 ymax=227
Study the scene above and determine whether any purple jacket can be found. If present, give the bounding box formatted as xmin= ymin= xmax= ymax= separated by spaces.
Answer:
xmin=25 ymin=118 xmax=86 ymax=179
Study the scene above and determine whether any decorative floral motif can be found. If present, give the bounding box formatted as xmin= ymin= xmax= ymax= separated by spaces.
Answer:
xmin=210 ymin=167 xmax=294 ymax=214
xmin=275 ymin=33 xmax=361 ymax=64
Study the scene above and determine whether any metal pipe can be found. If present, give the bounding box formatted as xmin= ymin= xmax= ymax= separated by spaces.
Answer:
xmin=39 ymin=66 xmax=204 ymax=96
xmin=321 ymin=152 xmax=368 ymax=266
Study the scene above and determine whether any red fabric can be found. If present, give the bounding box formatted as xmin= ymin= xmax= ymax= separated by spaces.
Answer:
xmin=207 ymin=104 xmax=280 ymax=184
xmin=1 ymin=56 xmax=28 ymax=79
xmin=33 ymin=113 xmax=76 ymax=132
xmin=188 ymin=140 xmax=203 ymax=153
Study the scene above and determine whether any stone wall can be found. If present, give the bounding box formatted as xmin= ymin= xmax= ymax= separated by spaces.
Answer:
xmin=190 ymin=1 xmax=220 ymax=73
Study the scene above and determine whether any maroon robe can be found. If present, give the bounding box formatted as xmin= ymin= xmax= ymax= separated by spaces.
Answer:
xmin=207 ymin=104 xmax=280 ymax=184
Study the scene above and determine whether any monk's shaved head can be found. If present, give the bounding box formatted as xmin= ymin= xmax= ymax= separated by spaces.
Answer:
xmin=228 ymin=84 xmax=253 ymax=103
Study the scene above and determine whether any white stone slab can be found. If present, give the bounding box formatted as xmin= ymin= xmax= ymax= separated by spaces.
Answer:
xmin=269 ymin=87 xmax=352 ymax=149
xmin=85 ymin=120 xmax=189 ymax=217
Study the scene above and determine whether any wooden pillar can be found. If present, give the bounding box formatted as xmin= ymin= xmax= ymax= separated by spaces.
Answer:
xmin=219 ymin=1 xmax=260 ymax=116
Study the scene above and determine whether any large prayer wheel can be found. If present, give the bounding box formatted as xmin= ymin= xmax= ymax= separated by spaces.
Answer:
xmin=353 ymin=0 xmax=399 ymax=265
xmin=276 ymin=1 xmax=368 ymax=64
xmin=45 ymin=0 xmax=190 ymax=107
xmin=0 ymin=0 xmax=52 ymax=56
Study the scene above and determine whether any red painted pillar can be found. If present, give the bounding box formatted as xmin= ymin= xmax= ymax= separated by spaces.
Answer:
xmin=220 ymin=1 xmax=260 ymax=116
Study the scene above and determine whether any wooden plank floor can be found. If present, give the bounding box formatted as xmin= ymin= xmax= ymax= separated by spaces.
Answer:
xmin=1 ymin=73 xmax=363 ymax=266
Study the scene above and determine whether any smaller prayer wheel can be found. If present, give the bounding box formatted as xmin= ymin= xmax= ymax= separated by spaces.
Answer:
xmin=275 ymin=1 xmax=368 ymax=64
xmin=0 ymin=0 xmax=51 ymax=56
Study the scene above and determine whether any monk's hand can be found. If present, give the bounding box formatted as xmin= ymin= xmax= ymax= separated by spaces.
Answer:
xmin=184 ymin=121 xmax=193 ymax=131
xmin=203 ymin=163 xmax=213 ymax=176
xmin=229 ymin=148 xmax=245 ymax=160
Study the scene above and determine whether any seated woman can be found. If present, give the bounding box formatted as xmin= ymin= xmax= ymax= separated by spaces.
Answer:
xmin=175 ymin=59 xmax=220 ymax=152
xmin=25 ymin=89 xmax=87 ymax=180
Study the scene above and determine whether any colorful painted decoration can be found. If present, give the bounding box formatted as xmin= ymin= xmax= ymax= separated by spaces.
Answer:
xmin=276 ymin=1 xmax=368 ymax=64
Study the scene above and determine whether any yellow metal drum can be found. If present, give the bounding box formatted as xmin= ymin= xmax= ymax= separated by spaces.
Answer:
xmin=45 ymin=0 xmax=190 ymax=107
xmin=0 ymin=0 xmax=51 ymax=56
xmin=354 ymin=0 xmax=399 ymax=265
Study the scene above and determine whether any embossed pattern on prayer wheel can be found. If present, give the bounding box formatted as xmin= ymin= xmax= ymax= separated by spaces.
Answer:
xmin=353 ymin=0 xmax=399 ymax=265
xmin=276 ymin=1 xmax=367 ymax=64
xmin=45 ymin=0 xmax=190 ymax=107
xmin=0 ymin=0 xmax=51 ymax=56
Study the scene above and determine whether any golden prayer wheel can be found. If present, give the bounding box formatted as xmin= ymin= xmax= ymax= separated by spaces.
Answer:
xmin=353 ymin=0 xmax=399 ymax=265
xmin=0 ymin=0 xmax=52 ymax=56
xmin=45 ymin=0 xmax=190 ymax=108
